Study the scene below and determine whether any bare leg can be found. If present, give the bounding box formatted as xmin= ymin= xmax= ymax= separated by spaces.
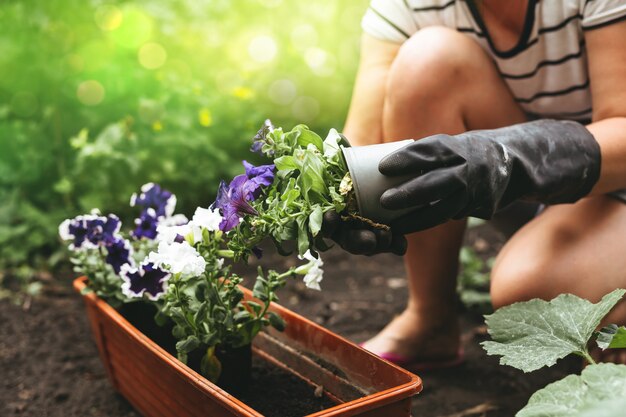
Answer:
xmin=491 ymin=196 xmax=626 ymax=364
xmin=361 ymin=26 xmax=527 ymax=360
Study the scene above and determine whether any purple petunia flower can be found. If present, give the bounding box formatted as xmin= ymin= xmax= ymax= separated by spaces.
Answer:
xmin=105 ymin=238 xmax=134 ymax=274
xmin=250 ymin=139 xmax=264 ymax=155
xmin=59 ymin=212 xmax=121 ymax=250
xmin=87 ymin=214 xmax=121 ymax=246
xmin=243 ymin=161 xmax=275 ymax=197
xmin=132 ymin=208 xmax=159 ymax=240
xmin=130 ymin=183 xmax=176 ymax=218
xmin=211 ymin=161 xmax=275 ymax=232
xmin=212 ymin=176 xmax=259 ymax=232
xmin=120 ymin=262 xmax=171 ymax=300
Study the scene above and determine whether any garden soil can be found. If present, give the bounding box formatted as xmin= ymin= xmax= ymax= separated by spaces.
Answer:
xmin=1 ymin=224 xmax=579 ymax=417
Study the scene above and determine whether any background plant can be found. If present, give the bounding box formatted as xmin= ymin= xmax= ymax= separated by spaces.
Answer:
xmin=0 ymin=0 xmax=368 ymax=277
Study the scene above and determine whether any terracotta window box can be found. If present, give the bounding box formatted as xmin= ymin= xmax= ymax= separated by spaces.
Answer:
xmin=74 ymin=277 xmax=422 ymax=417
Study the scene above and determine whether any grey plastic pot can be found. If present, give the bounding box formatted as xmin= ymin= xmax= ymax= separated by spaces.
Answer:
xmin=341 ymin=139 xmax=416 ymax=225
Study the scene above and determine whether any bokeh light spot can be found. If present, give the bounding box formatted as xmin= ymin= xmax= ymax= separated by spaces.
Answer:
xmin=268 ymin=79 xmax=296 ymax=105
xmin=110 ymin=7 xmax=153 ymax=49
xmin=95 ymin=5 xmax=123 ymax=31
xmin=248 ymin=35 xmax=277 ymax=63
xmin=11 ymin=92 xmax=38 ymax=117
xmin=77 ymin=80 xmax=105 ymax=106
xmin=198 ymin=108 xmax=213 ymax=127
xmin=138 ymin=42 xmax=167 ymax=70
xmin=291 ymin=24 xmax=318 ymax=48
xmin=292 ymin=96 xmax=319 ymax=122
xmin=65 ymin=54 xmax=84 ymax=72
xmin=304 ymin=47 xmax=336 ymax=77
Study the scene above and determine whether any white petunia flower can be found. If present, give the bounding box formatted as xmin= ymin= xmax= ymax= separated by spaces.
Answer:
xmin=216 ymin=258 xmax=224 ymax=270
xmin=146 ymin=241 xmax=206 ymax=278
xmin=191 ymin=207 xmax=223 ymax=232
xmin=165 ymin=194 xmax=177 ymax=217
xmin=296 ymin=250 xmax=324 ymax=291
xmin=156 ymin=223 xmax=192 ymax=244
xmin=58 ymin=219 xmax=72 ymax=241
xmin=159 ymin=214 xmax=189 ymax=227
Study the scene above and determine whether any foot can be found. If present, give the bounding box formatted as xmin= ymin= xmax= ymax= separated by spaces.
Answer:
xmin=360 ymin=308 xmax=461 ymax=363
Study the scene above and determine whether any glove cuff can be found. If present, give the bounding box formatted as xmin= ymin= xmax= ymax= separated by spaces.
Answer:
xmin=515 ymin=119 xmax=601 ymax=205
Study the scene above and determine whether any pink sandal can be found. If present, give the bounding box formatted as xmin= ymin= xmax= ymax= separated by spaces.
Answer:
xmin=360 ymin=344 xmax=465 ymax=372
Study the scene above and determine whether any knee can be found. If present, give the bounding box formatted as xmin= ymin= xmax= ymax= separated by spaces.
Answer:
xmin=385 ymin=26 xmax=487 ymax=110
xmin=489 ymin=249 xmax=551 ymax=310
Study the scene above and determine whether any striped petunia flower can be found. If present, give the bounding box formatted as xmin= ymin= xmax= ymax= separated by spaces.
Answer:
xmin=120 ymin=262 xmax=171 ymax=300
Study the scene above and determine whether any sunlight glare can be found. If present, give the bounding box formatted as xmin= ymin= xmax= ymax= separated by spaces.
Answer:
xmin=248 ymin=35 xmax=277 ymax=63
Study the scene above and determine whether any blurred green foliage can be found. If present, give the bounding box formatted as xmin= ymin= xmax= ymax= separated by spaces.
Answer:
xmin=457 ymin=247 xmax=494 ymax=314
xmin=0 ymin=0 xmax=368 ymax=272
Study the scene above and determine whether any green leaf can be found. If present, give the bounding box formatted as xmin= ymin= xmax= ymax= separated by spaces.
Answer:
xmin=233 ymin=310 xmax=251 ymax=323
xmin=245 ymin=301 xmax=263 ymax=315
xmin=596 ymin=324 xmax=626 ymax=350
xmin=576 ymin=397 xmax=626 ymax=417
xmin=253 ymin=278 xmax=268 ymax=301
xmin=175 ymin=335 xmax=200 ymax=354
xmin=481 ymin=289 xmax=626 ymax=372
xmin=154 ymin=311 xmax=170 ymax=327
xmin=300 ymin=150 xmax=328 ymax=201
xmin=267 ymin=311 xmax=286 ymax=331
xmin=280 ymin=181 xmax=300 ymax=208
xmin=294 ymin=125 xmax=323 ymax=151
xmin=274 ymin=155 xmax=298 ymax=172
xmin=308 ymin=205 xmax=323 ymax=237
xmin=517 ymin=363 xmax=626 ymax=417
xmin=172 ymin=325 xmax=187 ymax=340
xmin=296 ymin=217 xmax=309 ymax=255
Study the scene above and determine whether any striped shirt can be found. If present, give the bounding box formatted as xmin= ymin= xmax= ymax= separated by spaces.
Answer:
xmin=362 ymin=0 xmax=626 ymax=122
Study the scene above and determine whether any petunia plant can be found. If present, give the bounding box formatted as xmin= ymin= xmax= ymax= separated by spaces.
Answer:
xmin=60 ymin=122 xmax=353 ymax=383
xmin=224 ymin=121 xmax=355 ymax=260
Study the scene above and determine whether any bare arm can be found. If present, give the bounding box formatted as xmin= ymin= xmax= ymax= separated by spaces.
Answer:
xmin=343 ymin=34 xmax=401 ymax=146
xmin=585 ymin=20 xmax=626 ymax=195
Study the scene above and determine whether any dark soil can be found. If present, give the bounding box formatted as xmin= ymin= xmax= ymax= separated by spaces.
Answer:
xmin=240 ymin=356 xmax=336 ymax=417
xmin=0 ymin=224 xmax=579 ymax=417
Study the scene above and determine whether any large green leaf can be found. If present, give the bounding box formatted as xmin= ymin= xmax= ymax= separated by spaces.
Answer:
xmin=308 ymin=205 xmax=323 ymax=237
xmin=481 ymin=289 xmax=626 ymax=372
xmin=576 ymin=398 xmax=626 ymax=417
xmin=517 ymin=363 xmax=626 ymax=417
xmin=294 ymin=125 xmax=324 ymax=151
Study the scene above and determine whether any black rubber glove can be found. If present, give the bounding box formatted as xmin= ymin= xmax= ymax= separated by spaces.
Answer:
xmin=321 ymin=210 xmax=407 ymax=256
xmin=379 ymin=120 xmax=601 ymax=234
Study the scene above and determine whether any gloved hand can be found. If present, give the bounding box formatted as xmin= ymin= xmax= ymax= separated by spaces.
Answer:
xmin=321 ymin=210 xmax=407 ymax=255
xmin=379 ymin=119 xmax=601 ymax=234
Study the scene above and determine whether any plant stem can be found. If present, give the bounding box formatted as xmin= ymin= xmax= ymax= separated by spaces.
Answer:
xmin=580 ymin=350 xmax=596 ymax=365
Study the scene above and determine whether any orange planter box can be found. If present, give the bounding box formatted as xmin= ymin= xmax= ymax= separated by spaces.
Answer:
xmin=74 ymin=277 xmax=422 ymax=417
